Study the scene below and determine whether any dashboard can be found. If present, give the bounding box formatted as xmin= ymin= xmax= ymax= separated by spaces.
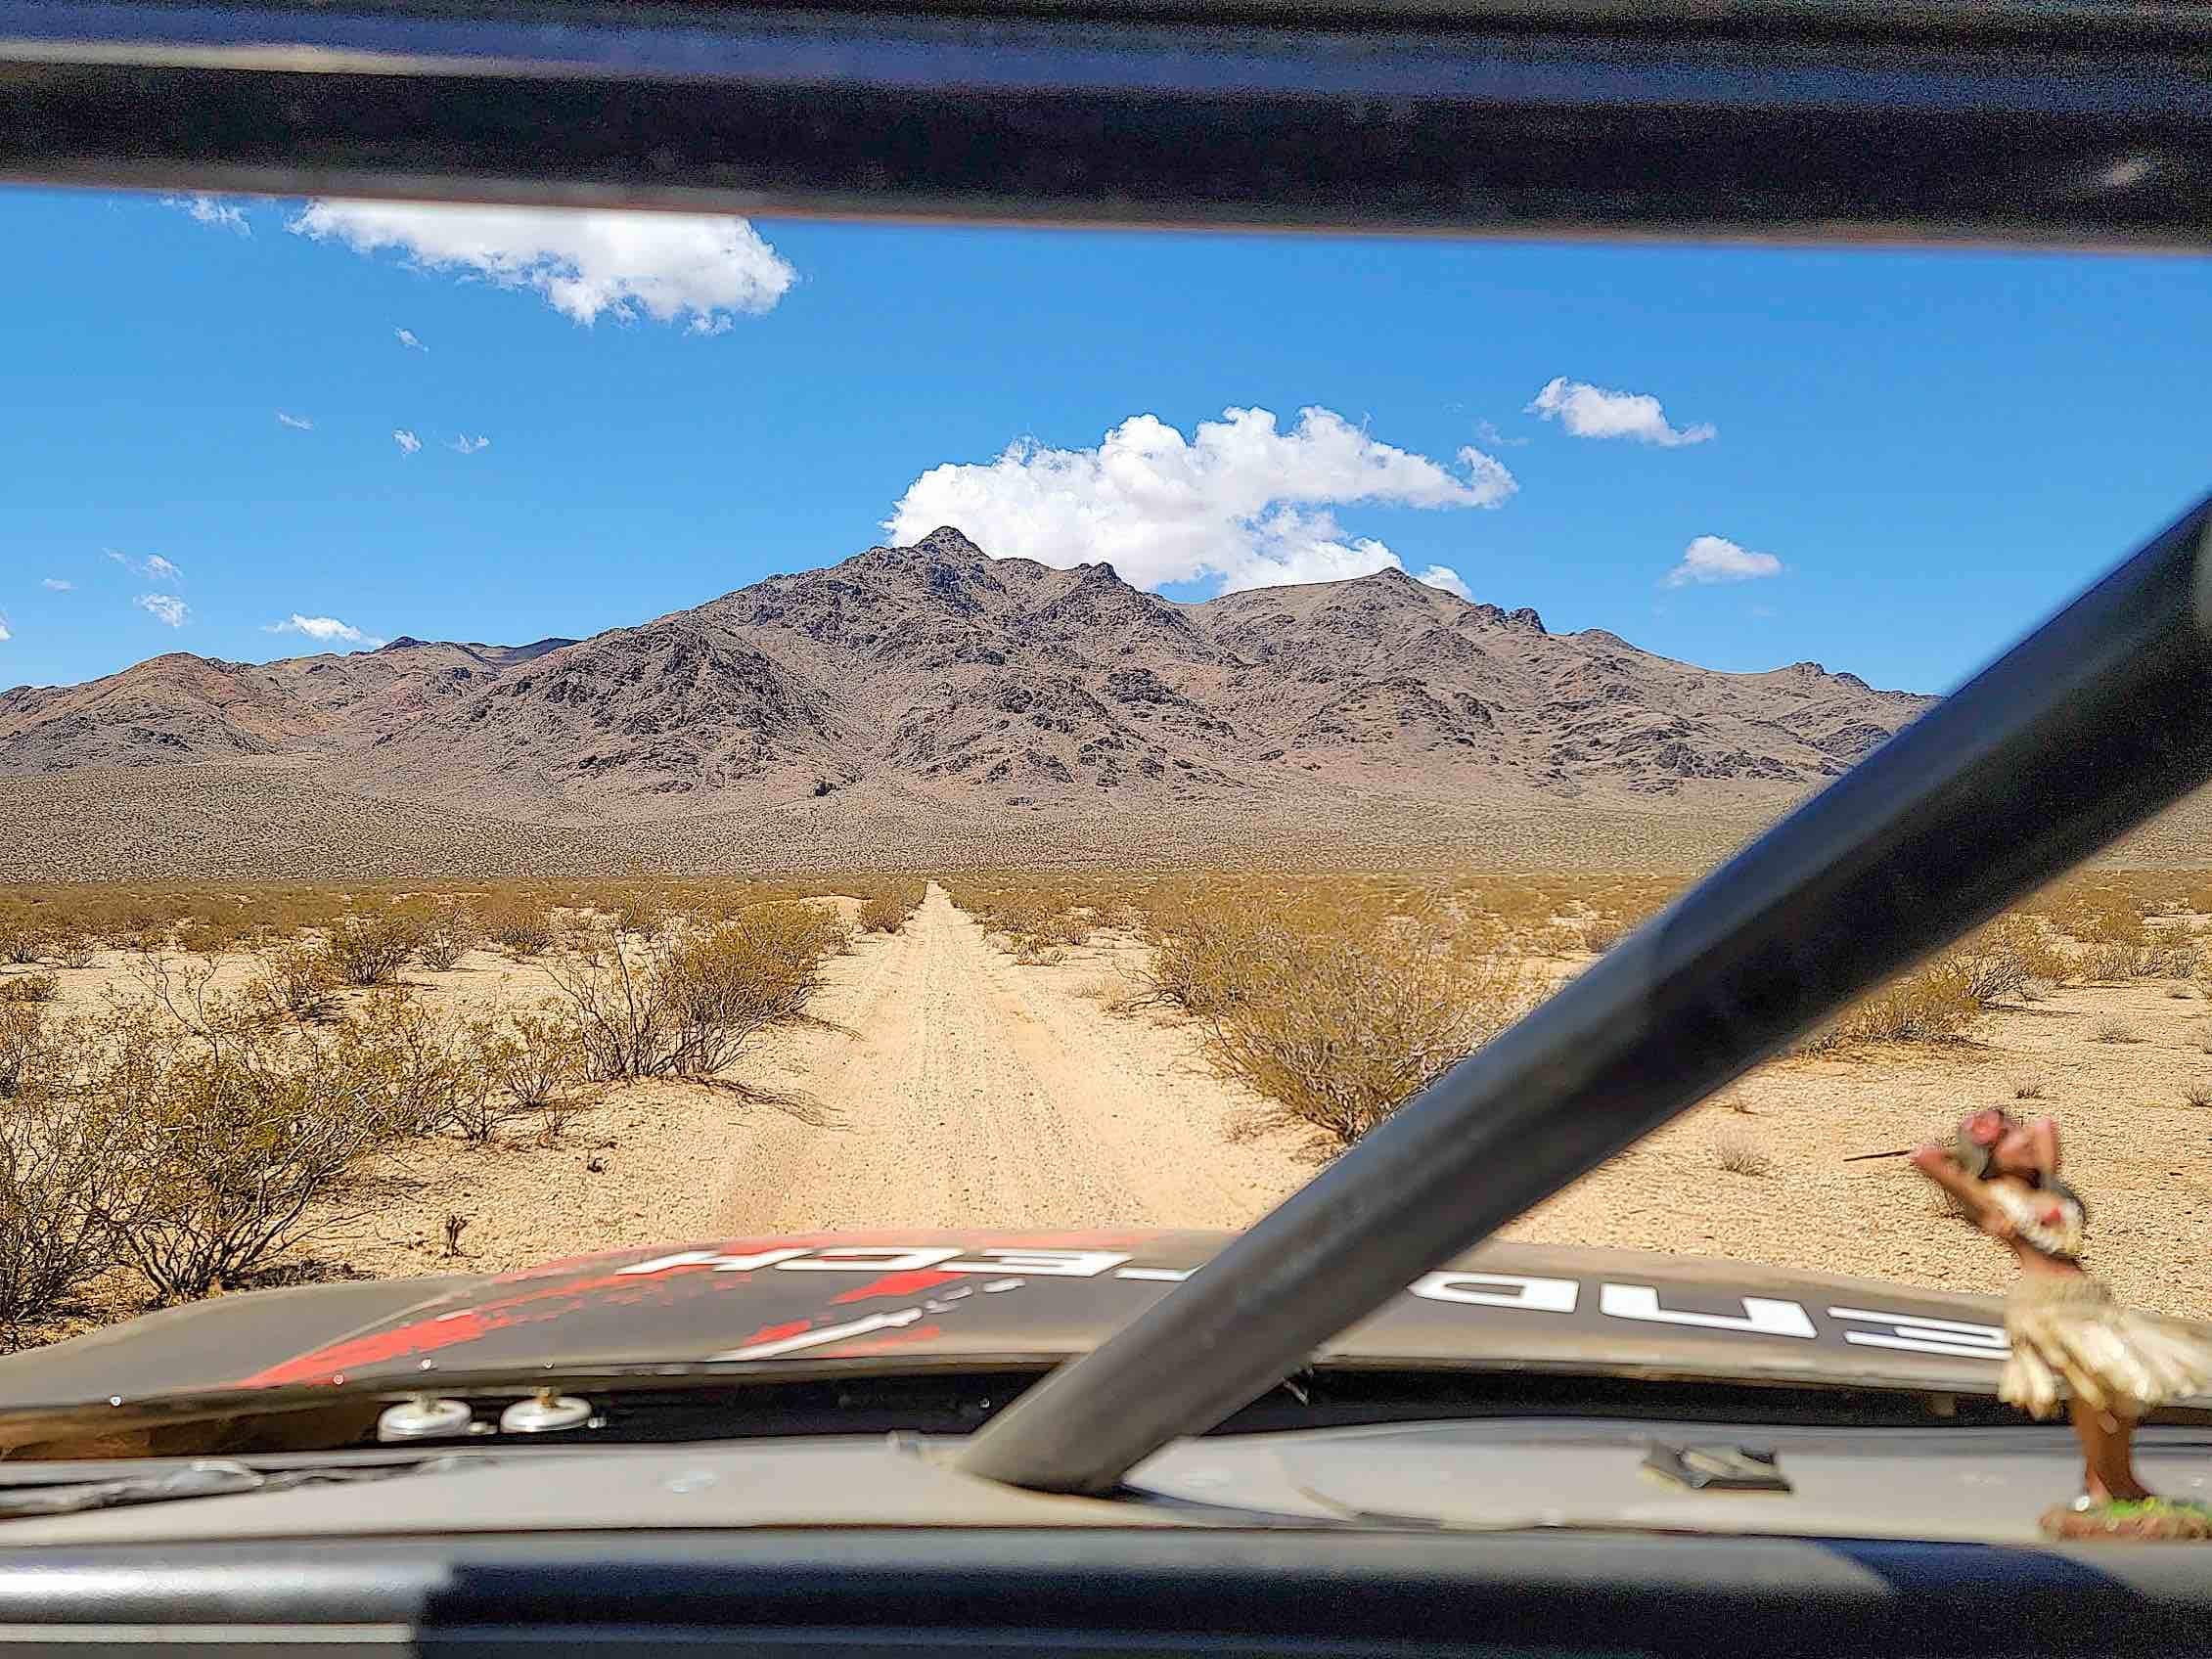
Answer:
xmin=0 ymin=1416 xmax=2206 ymax=1654
xmin=3 ymin=1524 xmax=2210 ymax=1657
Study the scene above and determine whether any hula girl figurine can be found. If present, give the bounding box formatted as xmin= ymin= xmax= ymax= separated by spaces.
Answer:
xmin=1913 ymin=1108 xmax=2212 ymax=1540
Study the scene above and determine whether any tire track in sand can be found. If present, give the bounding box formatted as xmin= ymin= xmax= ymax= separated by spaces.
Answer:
xmin=716 ymin=883 xmax=1313 ymax=1233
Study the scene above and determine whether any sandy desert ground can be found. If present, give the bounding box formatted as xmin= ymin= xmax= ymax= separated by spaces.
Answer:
xmin=11 ymin=879 xmax=2212 ymax=1336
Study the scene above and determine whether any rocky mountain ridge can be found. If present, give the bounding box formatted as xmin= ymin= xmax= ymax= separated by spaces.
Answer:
xmin=1 ymin=527 xmax=1932 ymax=826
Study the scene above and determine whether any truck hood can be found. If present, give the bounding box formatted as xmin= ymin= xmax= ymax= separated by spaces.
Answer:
xmin=0 ymin=1229 xmax=2085 ymax=1409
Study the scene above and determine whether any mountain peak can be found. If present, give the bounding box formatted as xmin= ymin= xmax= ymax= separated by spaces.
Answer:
xmin=912 ymin=525 xmax=984 ymax=560
xmin=843 ymin=526 xmax=992 ymax=579
xmin=1341 ymin=565 xmax=1426 ymax=595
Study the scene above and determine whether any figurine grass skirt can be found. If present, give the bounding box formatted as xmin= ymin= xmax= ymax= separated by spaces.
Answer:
xmin=2002 ymin=1273 xmax=2212 ymax=1422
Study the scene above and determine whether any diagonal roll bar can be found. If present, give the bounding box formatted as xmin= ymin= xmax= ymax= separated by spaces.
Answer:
xmin=958 ymin=496 xmax=2212 ymax=1495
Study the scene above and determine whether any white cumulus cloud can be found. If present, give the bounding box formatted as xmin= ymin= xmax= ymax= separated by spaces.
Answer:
xmin=395 ymin=327 xmax=427 ymax=351
xmin=289 ymin=202 xmax=795 ymax=331
xmin=165 ymin=194 xmax=249 ymax=235
xmin=134 ymin=593 xmax=190 ymax=628
xmin=885 ymin=405 xmax=1514 ymax=594
xmin=276 ymin=411 xmax=313 ymax=430
xmin=1663 ymin=534 xmax=1783 ymax=588
xmin=448 ymin=434 xmax=491 ymax=455
xmin=0 ymin=614 xmax=11 ymax=643
xmin=1416 ymin=565 xmax=1474 ymax=602
xmin=1527 ymin=377 xmax=1715 ymax=447
xmin=42 ymin=578 xmax=71 ymax=592
xmin=266 ymin=613 xmax=384 ymax=649
xmin=393 ymin=428 xmax=422 ymax=455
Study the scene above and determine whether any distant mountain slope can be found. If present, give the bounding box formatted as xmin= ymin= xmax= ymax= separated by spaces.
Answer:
xmin=0 ymin=652 xmax=329 ymax=772
xmin=0 ymin=638 xmax=571 ymax=775
xmin=0 ymin=527 xmax=1934 ymax=826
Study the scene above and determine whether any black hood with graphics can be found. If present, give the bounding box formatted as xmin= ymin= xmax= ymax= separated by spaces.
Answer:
xmin=0 ymin=1230 xmax=2098 ymax=1412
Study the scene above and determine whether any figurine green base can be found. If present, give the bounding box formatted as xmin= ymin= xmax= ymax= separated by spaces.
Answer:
xmin=2040 ymin=1498 xmax=2212 ymax=1542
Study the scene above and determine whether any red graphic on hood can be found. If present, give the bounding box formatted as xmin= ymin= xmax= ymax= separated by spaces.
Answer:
xmin=239 ymin=1307 xmax=506 ymax=1388
xmin=238 ymin=1267 xmax=657 ymax=1388
xmin=228 ymin=1231 xmax=1184 ymax=1389
xmin=830 ymin=1270 xmax=961 ymax=1305
xmin=730 ymin=1318 xmax=813 ymax=1349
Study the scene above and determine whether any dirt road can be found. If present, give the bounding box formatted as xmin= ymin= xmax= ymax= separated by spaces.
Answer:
xmin=719 ymin=884 xmax=1315 ymax=1233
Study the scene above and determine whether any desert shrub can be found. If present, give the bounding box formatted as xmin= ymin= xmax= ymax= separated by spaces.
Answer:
xmin=1469 ymin=880 xmax=1554 ymax=928
xmin=469 ymin=1006 xmax=595 ymax=1146
xmin=0 ymin=1007 xmax=45 ymax=1099
xmin=535 ymin=1095 xmax=585 ymax=1145
xmin=415 ymin=910 xmax=478 ymax=972
xmin=610 ymin=885 xmax=674 ymax=940
xmin=172 ymin=916 xmax=248 ymax=957
xmin=1137 ymin=887 xmax=1270 ymax=1019
xmin=1191 ymin=911 xmax=1531 ymax=1145
xmin=0 ymin=1013 xmax=126 ymax=1340
xmin=484 ymin=903 xmax=555 ymax=961
xmin=485 ymin=1007 xmax=586 ymax=1107
xmin=2094 ymin=1018 xmax=2139 ymax=1044
xmin=1714 ymin=1136 xmax=1774 ymax=1178
xmin=248 ymin=940 xmax=340 ymax=1023
xmin=1801 ymin=958 xmax=1982 ymax=1051
xmin=117 ymin=916 xmax=172 ymax=954
xmin=2019 ymin=976 xmax=2057 ymax=1003
xmin=948 ymin=880 xmax=1106 ymax=962
xmin=1583 ymin=918 xmax=1630 ymax=954
xmin=546 ymin=903 xmax=840 ymax=1083
xmin=325 ymin=909 xmax=427 ymax=986
xmin=2013 ymin=1078 xmax=2047 ymax=1100
xmin=2186 ymin=1085 xmax=2212 ymax=1109
xmin=2146 ymin=938 xmax=2200 ymax=980
xmin=2079 ymin=943 xmax=2147 ymax=982
xmin=91 ymin=995 xmax=393 ymax=1301
xmin=1000 ymin=903 xmax=1091 ymax=959
xmin=326 ymin=989 xmax=485 ymax=1139
xmin=1950 ymin=916 xmax=2072 ymax=1005
xmin=2055 ymin=894 xmax=2151 ymax=949
xmin=854 ymin=881 xmax=926 ymax=936
xmin=1530 ymin=920 xmax=1584 ymax=958
xmin=437 ymin=1018 xmax=522 ymax=1145
xmin=544 ymin=929 xmax=662 ymax=1081
xmin=1008 ymin=907 xmax=1092 ymax=964
xmin=0 ymin=972 xmax=58 ymax=1006
xmin=855 ymin=891 xmax=908 ymax=935
xmin=49 ymin=932 xmax=96 ymax=971
xmin=658 ymin=906 xmax=841 ymax=1077
xmin=0 ymin=925 xmax=45 ymax=966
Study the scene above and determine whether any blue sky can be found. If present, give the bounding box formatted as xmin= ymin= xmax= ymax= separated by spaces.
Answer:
xmin=5 ymin=185 xmax=2210 ymax=695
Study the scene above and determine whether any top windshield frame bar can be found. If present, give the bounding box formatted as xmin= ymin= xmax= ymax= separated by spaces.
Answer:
xmin=28 ymin=0 xmax=2212 ymax=44
xmin=4 ymin=0 xmax=2212 ymax=247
